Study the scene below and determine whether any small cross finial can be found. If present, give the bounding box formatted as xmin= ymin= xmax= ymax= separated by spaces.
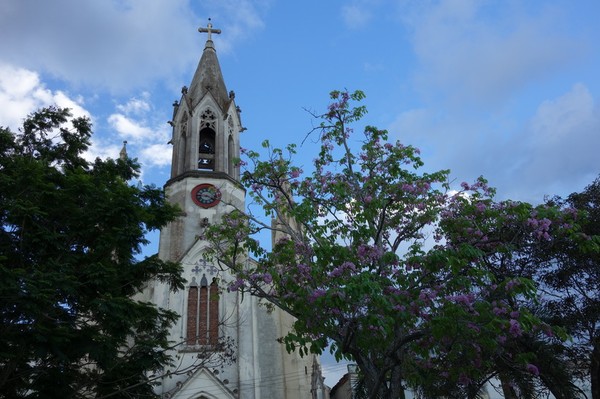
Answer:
xmin=198 ymin=18 xmax=221 ymax=41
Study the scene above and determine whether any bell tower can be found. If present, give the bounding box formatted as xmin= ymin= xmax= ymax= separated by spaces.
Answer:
xmin=160 ymin=20 xmax=244 ymax=263
xmin=144 ymin=21 xmax=326 ymax=399
xmin=169 ymin=21 xmax=240 ymax=181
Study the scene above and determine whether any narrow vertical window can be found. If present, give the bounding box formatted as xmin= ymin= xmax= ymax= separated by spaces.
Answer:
xmin=186 ymin=275 xmax=219 ymax=347
xmin=198 ymin=280 xmax=209 ymax=344
xmin=186 ymin=279 xmax=198 ymax=345
xmin=178 ymin=133 xmax=187 ymax=174
xmin=177 ymin=115 xmax=188 ymax=175
xmin=208 ymin=279 xmax=219 ymax=345
xmin=228 ymin=135 xmax=234 ymax=177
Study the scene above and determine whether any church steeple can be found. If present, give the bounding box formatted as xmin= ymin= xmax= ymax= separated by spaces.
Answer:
xmin=168 ymin=20 xmax=242 ymax=181
xmin=188 ymin=20 xmax=230 ymax=112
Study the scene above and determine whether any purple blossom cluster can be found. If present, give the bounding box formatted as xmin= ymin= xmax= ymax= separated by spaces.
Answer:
xmin=294 ymin=263 xmax=312 ymax=280
xmin=356 ymin=244 xmax=383 ymax=263
xmin=459 ymin=176 xmax=494 ymax=196
xmin=326 ymin=91 xmax=351 ymax=118
xmin=418 ymin=288 xmax=437 ymax=304
xmin=328 ymin=261 xmax=356 ymax=278
xmin=504 ymin=279 xmax=521 ymax=292
xmin=492 ymin=303 xmax=508 ymax=316
xmin=527 ymin=215 xmax=552 ymax=241
xmin=308 ymin=288 xmax=327 ymax=303
xmin=475 ymin=201 xmax=487 ymax=212
xmin=508 ymin=319 xmax=522 ymax=337
xmin=290 ymin=168 xmax=302 ymax=178
xmin=446 ymin=293 xmax=477 ymax=312
xmin=526 ymin=363 xmax=540 ymax=376
xmin=228 ymin=277 xmax=246 ymax=292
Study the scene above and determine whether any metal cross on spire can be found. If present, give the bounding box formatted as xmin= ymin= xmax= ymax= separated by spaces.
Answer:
xmin=198 ymin=18 xmax=221 ymax=41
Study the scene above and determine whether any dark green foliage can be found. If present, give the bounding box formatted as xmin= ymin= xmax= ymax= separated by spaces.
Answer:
xmin=543 ymin=176 xmax=600 ymax=399
xmin=0 ymin=107 xmax=184 ymax=398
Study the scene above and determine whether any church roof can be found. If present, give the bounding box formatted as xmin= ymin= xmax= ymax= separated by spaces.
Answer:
xmin=188 ymin=37 xmax=230 ymax=112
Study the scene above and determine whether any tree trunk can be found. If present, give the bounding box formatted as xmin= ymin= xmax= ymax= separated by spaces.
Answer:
xmin=353 ymin=354 xmax=406 ymax=399
xmin=467 ymin=383 xmax=484 ymax=399
xmin=499 ymin=374 xmax=518 ymax=399
xmin=387 ymin=366 xmax=406 ymax=399
xmin=592 ymin=337 xmax=600 ymax=399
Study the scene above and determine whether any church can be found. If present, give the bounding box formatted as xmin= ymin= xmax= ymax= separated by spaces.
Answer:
xmin=140 ymin=22 xmax=329 ymax=399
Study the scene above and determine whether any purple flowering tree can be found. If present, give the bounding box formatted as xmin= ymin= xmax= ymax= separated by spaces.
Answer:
xmin=205 ymin=91 xmax=585 ymax=399
xmin=427 ymin=182 xmax=589 ymax=398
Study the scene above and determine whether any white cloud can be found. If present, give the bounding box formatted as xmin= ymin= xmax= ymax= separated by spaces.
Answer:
xmin=107 ymin=95 xmax=172 ymax=168
xmin=511 ymin=84 xmax=600 ymax=198
xmin=389 ymin=108 xmax=431 ymax=140
xmin=116 ymin=92 xmax=151 ymax=115
xmin=108 ymin=114 xmax=154 ymax=141
xmin=530 ymin=83 xmax=595 ymax=144
xmin=387 ymin=106 xmax=482 ymax=174
xmin=0 ymin=0 xmax=268 ymax=93
xmin=0 ymin=63 xmax=91 ymax=130
xmin=401 ymin=1 xmax=582 ymax=106
xmin=52 ymin=92 xmax=91 ymax=121
xmin=0 ymin=64 xmax=42 ymax=129
xmin=383 ymin=1 xmax=597 ymax=203
xmin=389 ymin=84 xmax=600 ymax=203
xmin=341 ymin=4 xmax=372 ymax=29
xmin=0 ymin=63 xmax=127 ymax=166
xmin=83 ymin=140 xmax=123 ymax=164
xmin=140 ymin=143 xmax=173 ymax=167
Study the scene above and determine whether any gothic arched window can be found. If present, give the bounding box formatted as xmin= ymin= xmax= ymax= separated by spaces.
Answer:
xmin=186 ymin=275 xmax=219 ymax=346
xmin=198 ymin=128 xmax=215 ymax=170
xmin=198 ymin=109 xmax=217 ymax=170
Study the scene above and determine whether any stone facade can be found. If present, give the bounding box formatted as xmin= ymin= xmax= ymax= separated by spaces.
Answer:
xmin=139 ymin=25 xmax=327 ymax=399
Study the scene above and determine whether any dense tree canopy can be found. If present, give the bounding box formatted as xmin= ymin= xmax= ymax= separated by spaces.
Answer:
xmin=0 ymin=107 xmax=185 ymax=398
xmin=543 ymin=177 xmax=600 ymax=399
xmin=206 ymin=91 xmax=595 ymax=399
xmin=431 ymin=177 xmax=592 ymax=399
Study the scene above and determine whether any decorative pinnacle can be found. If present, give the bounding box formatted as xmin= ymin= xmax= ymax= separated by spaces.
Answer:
xmin=119 ymin=141 xmax=128 ymax=161
xmin=198 ymin=18 xmax=221 ymax=41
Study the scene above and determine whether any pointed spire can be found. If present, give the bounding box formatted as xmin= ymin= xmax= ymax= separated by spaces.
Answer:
xmin=188 ymin=19 xmax=230 ymax=111
xmin=119 ymin=141 xmax=128 ymax=161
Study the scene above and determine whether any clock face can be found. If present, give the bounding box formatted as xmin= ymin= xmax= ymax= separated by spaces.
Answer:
xmin=191 ymin=184 xmax=221 ymax=208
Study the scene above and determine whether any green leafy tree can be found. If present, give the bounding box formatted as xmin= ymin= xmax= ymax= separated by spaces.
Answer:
xmin=0 ymin=107 xmax=185 ymax=398
xmin=205 ymin=91 xmax=582 ymax=399
xmin=543 ymin=176 xmax=600 ymax=399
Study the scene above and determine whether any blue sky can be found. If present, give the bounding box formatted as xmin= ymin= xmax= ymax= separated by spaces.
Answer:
xmin=1 ymin=0 xmax=599 ymax=389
